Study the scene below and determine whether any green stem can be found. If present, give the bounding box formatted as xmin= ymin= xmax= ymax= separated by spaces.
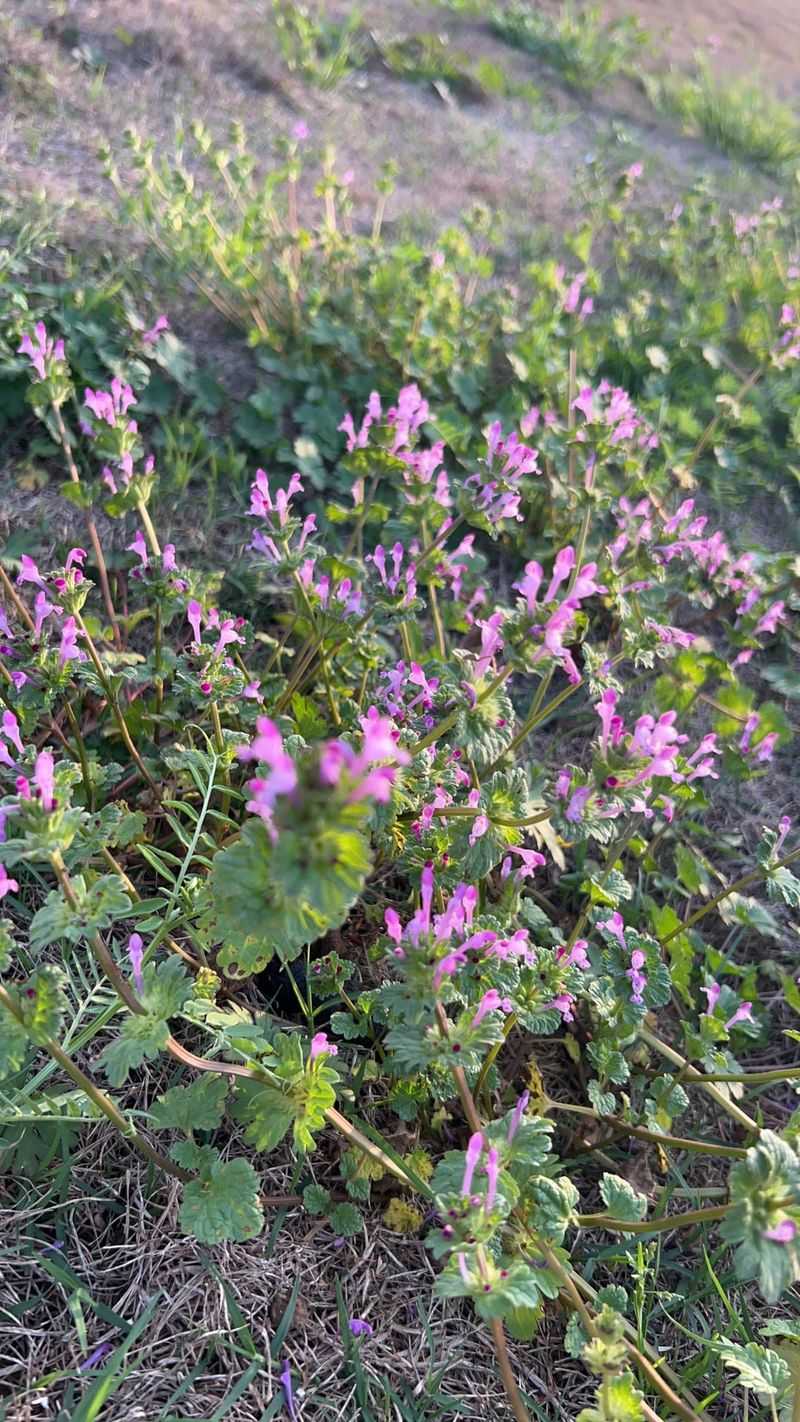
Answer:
xmin=640 ymin=1027 xmax=760 ymax=1134
xmin=73 ymin=611 xmax=160 ymax=798
xmin=136 ymin=497 xmax=162 ymax=558
xmin=0 ymin=983 xmax=187 ymax=1182
xmin=577 ymin=1201 xmax=732 ymax=1235
xmin=53 ymin=403 xmax=121 ymax=648
xmin=660 ymin=847 xmax=800 ymax=943
xmin=62 ymin=700 xmax=95 ymax=812
xmin=411 ymin=666 xmax=512 ymax=756
xmin=545 ymin=1098 xmax=746 ymax=1158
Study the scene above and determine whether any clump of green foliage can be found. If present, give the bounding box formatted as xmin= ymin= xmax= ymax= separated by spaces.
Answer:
xmin=644 ymin=60 xmax=800 ymax=174
xmin=491 ymin=2 xmax=648 ymax=92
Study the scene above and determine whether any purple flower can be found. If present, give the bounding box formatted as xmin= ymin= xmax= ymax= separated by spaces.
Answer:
xmin=17 ymin=554 xmax=47 ymax=590
xmin=291 ymin=120 xmax=310 ymax=142
xmin=470 ymin=989 xmax=510 ymax=1029
xmin=309 ymin=1031 xmax=337 ymax=1061
xmin=143 ymin=314 xmax=170 ymax=344
xmin=507 ymin=1091 xmax=530 ymax=1144
xmin=725 ymin=1002 xmax=754 ymax=1032
xmin=162 ymin=544 xmax=177 ymax=572
xmin=33 ymin=589 xmax=61 ymax=639
xmin=128 ymin=933 xmax=145 ymax=994
xmin=78 ymin=1342 xmax=112 ymax=1373
xmin=0 ymin=862 xmax=19 ymax=899
xmin=1 ymin=711 xmax=24 ymax=758
xmin=187 ymin=599 xmax=203 ymax=644
xmin=126 ymin=530 xmax=148 ymax=571
xmin=484 ymin=1146 xmax=500 ymax=1210
xmin=348 ymin=1318 xmax=373 ymax=1337
xmin=703 ymin=981 xmax=721 ymax=1014
xmin=763 ymin=1220 xmax=797 ymax=1244
xmin=461 ymin=1132 xmax=484 ymax=1196
xmin=58 ymin=616 xmax=83 ymax=666
xmin=280 ymin=1358 xmax=297 ymax=1420
xmin=33 ymin=750 xmax=55 ymax=811
xmin=17 ymin=322 xmax=65 ymax=381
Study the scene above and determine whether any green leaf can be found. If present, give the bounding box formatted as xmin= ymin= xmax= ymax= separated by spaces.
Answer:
xmin=599 ymin=1174 xmax=648 ymax=1224
xmin=577 ymin=1371 xmax=645 ymax=1421
xmin=100 ymin=1014 xmax=171 ymax=1087
xmin=0 ymin=1002 xmax=28 ymax=1079
xmin=150 ymin=1075 xmax=229 ymax=1134
xmin=303 ymin=1183 xmax=332 ymax=1215
xmin=180 ymin=1156 xmax=264 ymax=1244
xmin=328 ymin=1201 xmax=363 ymax=1237
xmin=715 ymin=1337 xmax=792 ymax=1399
xmin=211 ymin=819 xmax=327 ymax=977
xmin=230 ymin=1079 xmax=296 ymax=1153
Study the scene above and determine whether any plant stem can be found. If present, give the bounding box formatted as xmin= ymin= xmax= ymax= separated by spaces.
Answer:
xmin=488 ymin=1317 xmax=531 ymax=1422
xmin=0 ymin=563 xmax=36 ymax=632
xmin=412 ymin=666 xmax=513 ymax=755
xmin=52 ymin=404 xmax=121 ymax=647
xmin=660 ymin=847 xmax=800 ymax=943
xmin=577 ymin=1201 xmax=731 ymax=1235
xmin=73 ymin=610 xmax=160 ymax=797
xmin=545 ymin=1098 xmax=746 ymax=1158
xmin=136 ymin=497 xmax=162 ymax=558
xmin=62 ymin=700 xmax=95 ymax=812
xmin=0 ymin=982 xmax=187 ymax=1181
xmin=640 ymin=1028 xmax=760 ymax=1134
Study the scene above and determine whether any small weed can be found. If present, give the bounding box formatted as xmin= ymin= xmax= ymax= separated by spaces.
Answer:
xmin=491 ymin=1 xmax=647 ymax=92
xmin=645 ymin=60 xmax=800 ymax=173
xmin=270 ymin=0 xmax=365 ymax=88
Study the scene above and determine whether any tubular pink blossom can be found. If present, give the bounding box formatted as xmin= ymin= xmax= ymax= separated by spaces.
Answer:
xmin=309 ymin=1031 xmax=338 ymax=1061
xmin=0 ymin=862 xmax=19 ymax=898
xmin=703 ymin=981 xmax=721 ymax=1014
xmin=33 ymin=750 xmax=55 ymax=812
xmin=461 ymin=1132 xmax=484 ymax=1196
xmin=725 ymin=1002 xmax=754 ymax=1031
xmin=507 ymin=1091 xmax=530 ymax=1144
xmin=1 ymin=712 xmax=24 ymax=758
xmin=484 ymin=1147 xmax=500 ymax=1210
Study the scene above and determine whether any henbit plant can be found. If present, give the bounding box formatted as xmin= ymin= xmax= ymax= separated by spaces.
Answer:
xmin=644 ymin=60 xmax=800 ymax=175
xmin=102 ymin=123 xmax=800 ymax=537
xmin=490 ymin=2 xmax=648 ymax=94
xmin=3 ymin=314 xmax=800 ymax=1419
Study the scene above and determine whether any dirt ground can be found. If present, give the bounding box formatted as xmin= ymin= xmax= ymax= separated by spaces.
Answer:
xmin=2 ymin=0 xmax=794 ymax=254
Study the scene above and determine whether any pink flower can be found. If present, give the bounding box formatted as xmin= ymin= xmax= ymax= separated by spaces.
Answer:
xmin=128 ymin=933 xmax=145 ymax=993
xmin=65 ymin=548 xmax=86 ymax=573
xmin=17 ymin=322 xmax=64 ymax=380
xmin=58 ymin=617 xmax=83 ymax=666
xmin=126 ymin=530 xmax=148 ymax=571
xmin=596 ymin=688 xmax=618 ymax=756
xmin=507 ymin=1091 xmax=530 ymax=1144
xmin=627 ymin=948 xmax=647 ymax=1005
xmin=187 ymin=600 xmax=203 ymax=644
xmin=469 ymin=813 xmax=490 ymax=846
xmin=725 ymin=1002 xmax=754 ymax=1032
xmin=470 ymin=989 xmax=511 ymax=1028
xmin=763 ymin=1220 xmax=797 ymax=1244
xmin=461 ymin=1132 xmax=484 ymax=1195
xmin=599 ymin=912 xmax=626 ymax=950
xmin=309 ymin=1031 xmax=337 ymax=1061
xmin=703 ymin=981 xmax=721 ymax=1014
xmin=33 ymin=750 xmax=55 ymax=812
xmin=16 ymin=555 xmax=46 ymax=590
xmin=1 ymin=711 xmax=24 ymax=758
xmin=566 ymin=786 xmax=591 ymax=822
xmin=0 ymin=862 xmax=19 ymax=898
xmin=162 ymin=544 xmax=177 ymax=572
xmin=547 ymin=993 xmax=576 ymax=1022
xmin=544 ymin=546 xmax=575 ymax=604
xmin=143 ymin=314 xmax=170 ymax=344
xmin=292 ymin=120 xmax=310 ymax=142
